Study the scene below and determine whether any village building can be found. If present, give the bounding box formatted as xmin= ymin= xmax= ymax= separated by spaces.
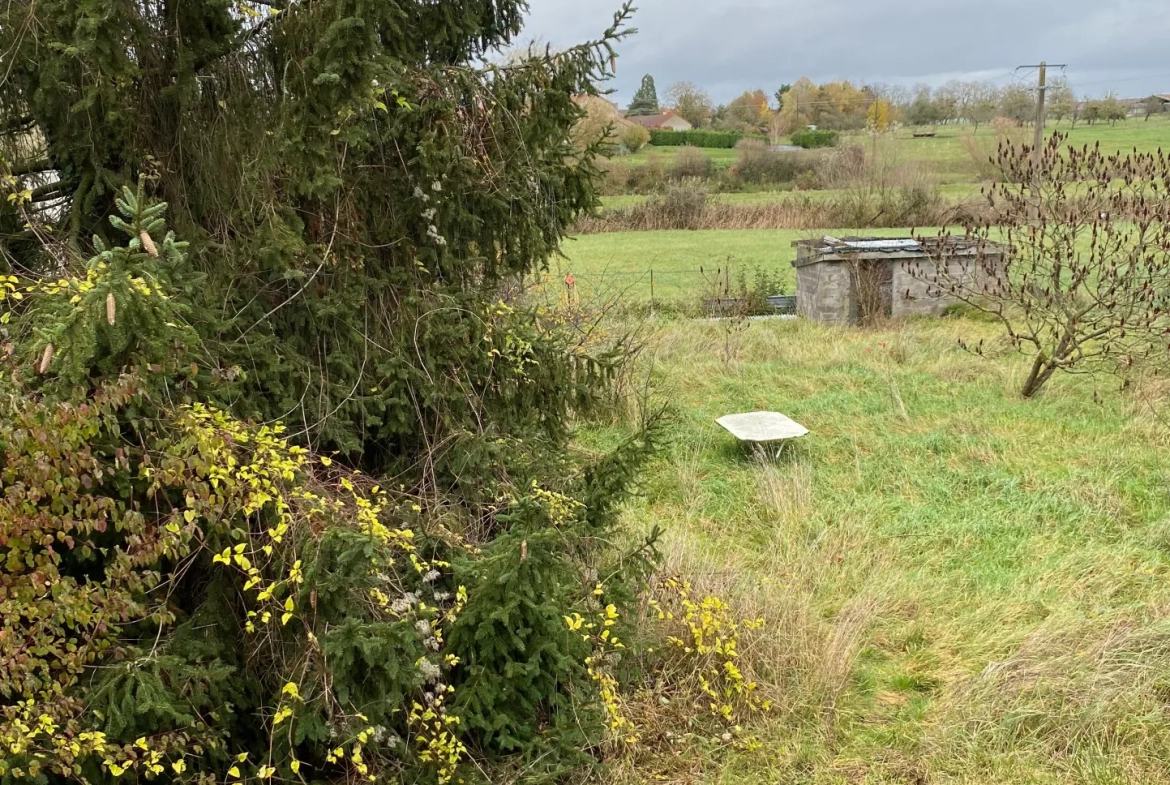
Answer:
xmin=624 ymin=111 xmax=693 ymax=132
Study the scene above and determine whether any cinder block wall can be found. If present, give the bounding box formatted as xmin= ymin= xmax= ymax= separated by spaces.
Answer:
xmin=796 ymin=248 xmax=1007 ymax=325
xmin=796 ymin=263 xmax=854 ymax=324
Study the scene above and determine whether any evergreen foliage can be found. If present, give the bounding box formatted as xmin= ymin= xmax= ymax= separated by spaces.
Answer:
xmin=0 ymin=0 xmax=664 ymax=782
xmin=627 ymin=74 xmax=661 ymax=116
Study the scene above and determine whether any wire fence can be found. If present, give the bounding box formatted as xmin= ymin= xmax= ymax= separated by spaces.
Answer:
xmin=525 ymin=265 xmax=797 ymax=312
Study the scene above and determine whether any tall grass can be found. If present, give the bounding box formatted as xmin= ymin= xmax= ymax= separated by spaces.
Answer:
xmin=576 ymin=189 xmax=968 ymax=233
xmin=587 ymin=315 xmax=1170 ymax=784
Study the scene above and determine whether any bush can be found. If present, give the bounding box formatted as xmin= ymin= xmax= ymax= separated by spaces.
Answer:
xmin=647 ymin=179 xmax=709 ymax=228
xmin=730 ymin=139 xmax=821 ymax=186
xmin=670 ymin=146 xmax=714 ymax=179
xmin=961 ymin=122 xmax=1029 ymax=181
xmin=816 ymin=144 xmax=868 ymax=189
xmin=619 ymin=123 xmax=651 ymax=153
xmin=598 ymin=159 xmax=631 ymax=195
xmin=790 ymin=128 xmax=838 ymax=149
xmin=793 ymin=170 xmax=821 ymax=190
xmin=649 ymin=129 xmax=747 ymax=149
xmin=627 ymin=152 xmax=666 ymax=192
xmin=0 ymin=186 xmax=665 ymax=784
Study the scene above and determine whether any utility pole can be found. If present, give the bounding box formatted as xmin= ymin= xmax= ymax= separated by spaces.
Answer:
xmin=1033 ymin=62 xmax=1048 ymax=165
xmin=1017 ymin=62 xmax=1067 ymax=217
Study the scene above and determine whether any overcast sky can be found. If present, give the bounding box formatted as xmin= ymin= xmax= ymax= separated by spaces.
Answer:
xmin=520 ymin=0 xmax=1170 ymax=106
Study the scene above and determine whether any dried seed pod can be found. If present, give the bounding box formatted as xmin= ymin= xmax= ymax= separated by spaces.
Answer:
xmin=140 ymin=230 xmax=158 ymax=258
xmin=106 ymin=292 xmax=117 ymax=325
xmin=39 ymin=343 xmax=54 ymax=374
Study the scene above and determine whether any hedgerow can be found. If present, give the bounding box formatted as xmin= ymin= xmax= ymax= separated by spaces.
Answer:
xmin=790 ymin=129 xmax=840 ymax=149
xmin=649 ymin=130 xmax=748 ymax=149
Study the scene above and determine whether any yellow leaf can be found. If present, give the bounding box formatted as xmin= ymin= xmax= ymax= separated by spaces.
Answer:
xmin=290 ymin=760 xmax=301 ymax=774
xmin=227 ymin=766 xmax=241 ymax=778
xmin=319 ymin=456 xmax=332 ymax=467
xmin=281 ymin=612 xmax=293 ymax=625
xmin=183 ymin=510 xmax=197 ymax=523
xmin=284 ymin=596 xmax=295 ymax=611
xmin=172 ymin=760 xmax=186 ymax=774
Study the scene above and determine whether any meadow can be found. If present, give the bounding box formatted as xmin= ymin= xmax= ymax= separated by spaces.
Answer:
xmin=566 ymin=117 xmax=1170 ymax=780
xmin=555 ymin=228 xmax=920 ymax=303
xmin=613 ymin=115 xmax=1170 ymax=194
xmin=562 ymin=112 xmax=1170 ymax=783
xmin=589 ymin=314 xmax=1170 ymax=784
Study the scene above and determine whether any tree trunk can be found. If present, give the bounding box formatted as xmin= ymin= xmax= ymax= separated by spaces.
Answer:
xmin=1021 ymin=354 xmax=1057 ymax=398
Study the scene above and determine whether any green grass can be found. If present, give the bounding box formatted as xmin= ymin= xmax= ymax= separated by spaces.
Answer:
xmin=609 ymin=116 xmax=1170 ymax=189
xmin=589 ymin=314 xmax=1170 ymax=783
xmin=555 ymin=228 xmax=919 ymax=302
xmin=847 ymin=116 xmax=1170 ymax=185
xmin=620 ymin=145 xmax=741 ymax=169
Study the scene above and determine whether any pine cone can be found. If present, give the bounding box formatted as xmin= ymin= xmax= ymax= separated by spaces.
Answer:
xmin=107 ymin=292 xmax=117 ymax=325
xmin=140 ymin=230 xmax=159 ymax=258
xmin=39 ymin=343 xmax=54 ymax=374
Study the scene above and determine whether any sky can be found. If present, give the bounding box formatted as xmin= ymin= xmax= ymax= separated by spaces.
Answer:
xmin=519 ymin=0 xmax=1170 ymax=107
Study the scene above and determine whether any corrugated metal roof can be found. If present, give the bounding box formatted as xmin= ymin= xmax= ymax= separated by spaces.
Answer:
xmin=810 ymin=236 xmax=924 ymax=254
xmin=833 ymin=238 xmax=922 ymax=252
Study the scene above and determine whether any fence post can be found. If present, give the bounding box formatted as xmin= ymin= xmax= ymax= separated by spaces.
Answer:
xmin=650 ymin=268 xmax=655 ymax=315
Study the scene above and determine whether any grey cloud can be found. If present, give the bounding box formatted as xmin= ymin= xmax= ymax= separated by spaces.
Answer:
xmin=521 ymin=0 xmax=1170 ymax=103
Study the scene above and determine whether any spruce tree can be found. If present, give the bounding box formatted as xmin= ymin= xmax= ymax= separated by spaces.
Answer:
xmin=0 ymin=0 xmax=663 ymax=780
xmin=627 ymin=74 xmax=661 ymax=116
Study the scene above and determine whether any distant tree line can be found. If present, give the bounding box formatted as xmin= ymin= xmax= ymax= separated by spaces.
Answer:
xmin=626 ymin=73 xmax=1162 ymax=138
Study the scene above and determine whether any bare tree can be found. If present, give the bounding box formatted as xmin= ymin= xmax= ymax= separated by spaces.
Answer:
xmin=999 ymin=85 xmax=1037 ymax=125
xmin=911 ymin=135 xmax=1170 ymax=398
xmin=1047 ymin=78 xmax=1076 ymax=125
xmin=665 ymin=81 xmax=713 ymax=128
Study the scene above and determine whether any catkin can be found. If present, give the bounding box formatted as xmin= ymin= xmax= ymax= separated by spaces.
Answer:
xmin=39 ymin=343 xmax=54 ymax=374
xmin=140 ymin=230 xmax=158 ymax=258
xmin=107 ymin=292 xmax=117 ymax=325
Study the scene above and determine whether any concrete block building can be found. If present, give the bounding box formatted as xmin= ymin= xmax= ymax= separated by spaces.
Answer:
xmin=792 ymin=236 xmax=1006 ymax=325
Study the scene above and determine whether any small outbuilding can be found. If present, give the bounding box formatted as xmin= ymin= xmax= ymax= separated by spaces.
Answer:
xmin=792 ymin=236 xmax=1007 ymax=325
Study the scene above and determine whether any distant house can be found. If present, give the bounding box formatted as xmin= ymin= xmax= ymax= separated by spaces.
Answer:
xmin=624 ymin=112 xmax=693 ymax=132
xmin=1148 ymin=94 xmax=1170 ymax=112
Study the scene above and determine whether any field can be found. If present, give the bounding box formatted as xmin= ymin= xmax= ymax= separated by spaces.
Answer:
xmin=614 ymin=116 xmax=1170 ymax=187
xmin=623 ymin=144 xmax=741 ymax=169
xmin=565 ymin=112 xmax=1170 ymax=783
xmin=563 ymin=119 xmax=1170 ymax=780
xmin=555 ymin=228 xmax=924 ymax=303
xmin=588 ymin=315 xmax=1170 ymax=784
